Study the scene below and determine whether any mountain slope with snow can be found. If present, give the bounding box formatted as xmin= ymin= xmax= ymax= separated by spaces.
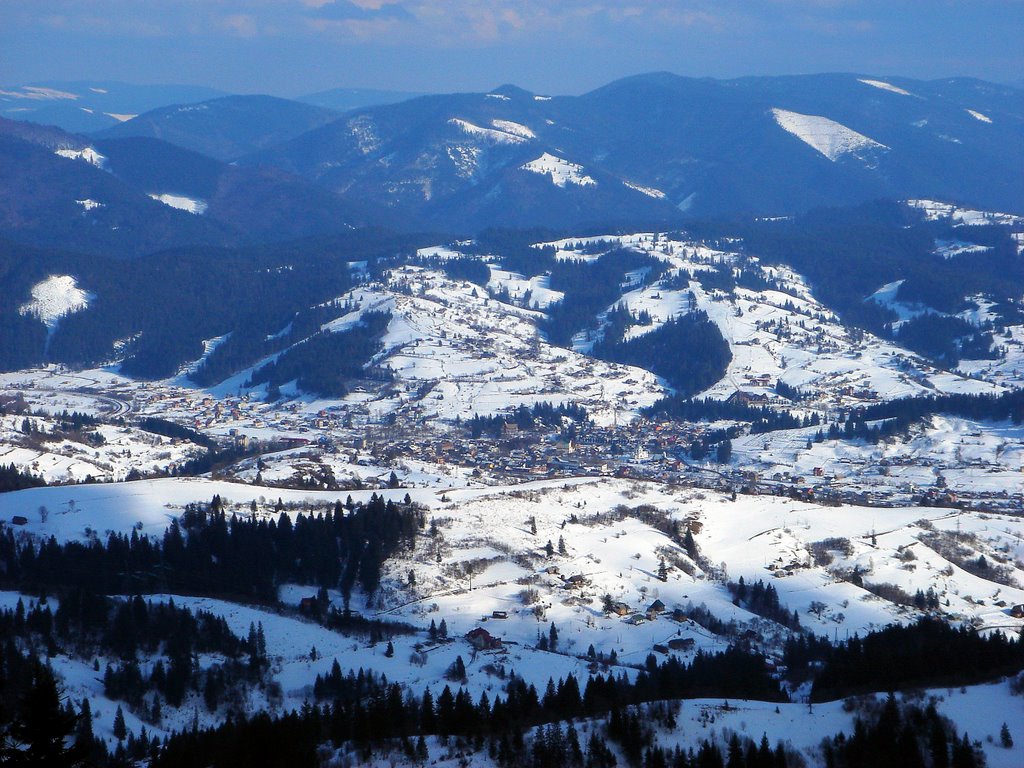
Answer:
xmin=246 ymin=72 xmax=1024 ymax=228
xmin=771 ymin=108 xmax=889 ymax=163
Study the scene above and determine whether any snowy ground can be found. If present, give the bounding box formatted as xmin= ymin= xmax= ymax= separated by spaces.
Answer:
xmin=6 ymin=475 xmax=1020 ymax=643
xmin=233 ymin=265 xmax=670 ymax=426
xmin=4 ymin=474 xmax=1022 ymax=761
xmin=354 ymin=682 xmax=1024 ymax=768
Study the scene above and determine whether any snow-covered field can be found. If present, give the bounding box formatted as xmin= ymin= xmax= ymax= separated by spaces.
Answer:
xmin=4 ymin=474 xmax=1022 ymax=761
xmin=6 ymin=475 xmax=1020 ymax=642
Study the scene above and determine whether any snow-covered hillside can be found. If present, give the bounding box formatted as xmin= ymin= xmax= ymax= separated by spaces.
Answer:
xmin=449 ymin=118 xmax=528 ymax=145
xmin=148 ymin=192 xmax=208 ymax=214
xmin=54 ymin=145 xmax=107 ymax=168
xmin=907 ymin=199 xmax=1024 ymax=227
xmin=192 ymin=264 xmax=665 ymax=426
xmin=3 ymin=473 xmax=1022 ymax=761
xmin=6 ymin=476 xmax=1021 ymax=641
xmin=857 ymin=78 xmax=914 ymax=97
xmin=771 ymin=108 xmax=889 ymax=163
xmin=521 ymin=153 xmax=597 ymax=187
xmin=536 ymin=232 xmax=998 ymax=408
xmin=18 ymin=274 xmax=93 ymax=331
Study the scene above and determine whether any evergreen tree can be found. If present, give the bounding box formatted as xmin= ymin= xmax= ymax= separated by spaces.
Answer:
xmin=9 ymin=663 xmax=84 ymax=766
xmin=113 ymin=705 xmax=127 ymax=742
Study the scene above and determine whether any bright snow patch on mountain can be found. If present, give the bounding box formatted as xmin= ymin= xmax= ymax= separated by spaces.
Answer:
xmin=347 ymin=115 xmax=381 ymax=155
xmin=54 ymin=146 xmax=106 ymax=168
xmin=487 ymin=268 xmax=564 ymax=309
xmin=104 ymin=112 xmax=136 ymax=122
xmin=0 ymin=86 xmax=78 ymax=101
xmin=907 ymin=200 xmax=1024 ymax=226
xmin=934 ymin=239 xmax=992 ymax=259
xmin=490 ymin=119 xmax=535 ymax=139
xmin=75 ymin=199 xmax=103 ymax=211
xmin=448 ymin=118 xmax=526 ymax=145
xmin=18 ymin=276 xmax=93 ymax=331
xmin=623 ymin=180 xmax=667 ymax=199
xmin=965 ymin=109 xmax=993 ymax=123
xmin=858 ymin=78 xmax=913 ymax=96
xmin=866 ymin=279 xmax=934 ymax=327
xmin=771 ymin=108 xmax=889 ymax=162
xmin=148 ymin=193 xmax=208 ymax=215
xmin=445 ymin=144 xmax=481 ymax=178
xmin=485 ymin=93 xmax=510 ymax=101
xmin=521 ymin=153 xmax=596 ymax=187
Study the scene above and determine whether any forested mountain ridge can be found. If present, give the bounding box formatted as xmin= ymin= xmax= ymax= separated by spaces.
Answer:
xmin=245 ymin=73 xmax=1024 ymax=232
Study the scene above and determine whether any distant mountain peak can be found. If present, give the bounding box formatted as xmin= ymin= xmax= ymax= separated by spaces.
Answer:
xmin=488 ymin=84 xmax=534 ymax=100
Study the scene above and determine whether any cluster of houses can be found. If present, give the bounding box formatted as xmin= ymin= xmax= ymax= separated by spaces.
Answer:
xmin=461 ymin=599 xmax=703 ymax=657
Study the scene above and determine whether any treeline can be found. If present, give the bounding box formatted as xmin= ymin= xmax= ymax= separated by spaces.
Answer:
xmin=436 ymin=255 xmax=491 ymax=287
xmin=592 ymin=312 xmax=731 ymax=398
xmin=471 ymin=227 xmax=560 ymax=276
xmin=850 ymin=388 xmax=1024 ymax=427
xmin=0 ymin=230 xmax=428 ymax=379
xmin=822 ymin=696 xmax=986 ymax=768
xmin=647 ymin=396 xmax=819 ymax=433
xmin=467 ymin=402 xmax=590 ymax=438
xmin=1 ymin=592 xmax=253 ymax=712
xmin=604 ymin=715 xmax=790 ymax=768
xmin=600 ymin=303 xmax=653 ymax=347
xmin=0 ymin=592 xmax=262 ymax=767
xmin=0 ymin=462 xmax=46 ymax=493
xmin=739 ymin=200 xmax=1023 ymax=363
xmin=727 ymin=577 xmax=801 ymax=630
xmin=822 ymin=418 xmax=909 ymax=446
xmin=191 ymin=300 xmax=360 ymax=387
xmin=247 ymin=310 xmax=392 ymax=398
xmin=809 ymin=619 xmax=1024 ymax=701
xmin=138 ymin=417 xmax=214 ymax=448
xmin=167 ymin=442 xmax=262 ymax=480
xmin=895 ymin=314 xmax=999 ymax=367
xmin=0 ymin=493 xmax=424 ymax=604
xmin=149 ymin=644 xmax=785 ymax=768
xmin=2 ymin=612 xmax=1012 ymax=767
xmin=652 ymin=387 xmax=1024 ymax=445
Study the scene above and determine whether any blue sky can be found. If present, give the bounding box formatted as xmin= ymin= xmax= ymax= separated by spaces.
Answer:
xmin=3 ymin=1 xmax=1022 ymax=95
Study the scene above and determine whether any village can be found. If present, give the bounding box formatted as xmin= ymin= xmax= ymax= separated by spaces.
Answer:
xmin=3 ymin=361 xmax=1023 ymax=517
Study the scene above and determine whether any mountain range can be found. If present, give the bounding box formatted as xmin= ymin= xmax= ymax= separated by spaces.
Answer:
xmin=0 ymin=117 xmax=375 ymax=256
xmin=245 ymin=72 xmax=1024 ymax=230
xmin=0 ymin=80 xmax=226 ymax=133
xmin=1 ymin=72 xmax=1019 ymax=250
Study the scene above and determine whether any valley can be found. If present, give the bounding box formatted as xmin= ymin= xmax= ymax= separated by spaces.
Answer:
xmin=0 ymin=67 xmax=1023 ymax=768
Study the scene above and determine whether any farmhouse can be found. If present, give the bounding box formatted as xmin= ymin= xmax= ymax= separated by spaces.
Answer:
xmin=610 ymin=601 xmax=631 ymax=617
xmin=465 ymin=627 xmax=502 ymax=650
